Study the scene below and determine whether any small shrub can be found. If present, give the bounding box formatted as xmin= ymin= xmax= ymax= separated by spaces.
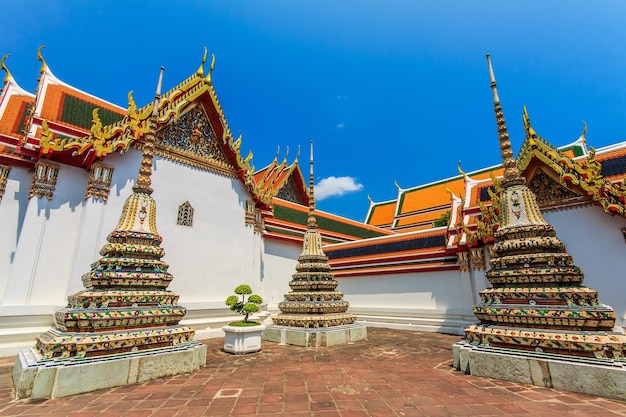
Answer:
xmin=225 ymin=284 xmax=263 ymax=324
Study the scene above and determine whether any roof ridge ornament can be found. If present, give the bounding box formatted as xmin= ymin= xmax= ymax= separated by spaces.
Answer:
xmin=580 ymin=120 xmax=588 ymax=144
xmin=197 ymin=47 xmax=208 ymax=77
xmin=205 ymin=53 xmax=216 ymax=83
xmin=486 ymin=54 xmax=523 ymax=187
xmin=522 ymin=105 xmax=538 ymax=139
xmin=1 ymin=54 xmax=12 ymax=85
xmin=37 ymin=45 xmax=47 ymax=75
xmin=457 ymin=161 xmax=468 ymax=181
xmin=444 ymin=183 xmax=456 ymax=199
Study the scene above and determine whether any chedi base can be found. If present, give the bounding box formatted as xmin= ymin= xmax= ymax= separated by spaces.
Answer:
xmin=263 ymin=323 xmax=367 ymax=347
xmin=453 ymin=341 xmax=626 ymax=401
xmin=13 ymin=342 xmax=207 ymax=400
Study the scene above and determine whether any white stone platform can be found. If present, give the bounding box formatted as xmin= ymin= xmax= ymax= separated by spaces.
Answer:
xmin=263 ymin=323 xmax=367 ymax=347
xmin=12 ymin=342 xmax=207 ymax=400
xmin=452 ymin=341 xmax=626 ymax=401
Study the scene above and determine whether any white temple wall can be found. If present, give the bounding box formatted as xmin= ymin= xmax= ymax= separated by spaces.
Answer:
xmin=261 ymin=239 xmax=301 ymax=309
xmin=336 ymin=270 xmax=477 ymax=335
xmin=1 ymin=164 xmax=86 ymax=306
xmin=544 ymin=205 xmax=626 ymax=327
xmin=148 ymin=156 xmax=260 ymax=304
xmin=0 ymin=166 xmax=31 ymax=302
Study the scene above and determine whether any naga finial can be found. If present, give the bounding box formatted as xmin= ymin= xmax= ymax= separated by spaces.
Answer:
xmin=197 ymin=47 xmax=208 ymax=76
xmin=295 ymin=145 xmax=301 ymax=161
xmin=37 ymin=45 xmax=47 ymax=75
xmin=283 ymin=145 xmax=289 ymax=163
xmin=486 ymin=54 xmax=522 ymax=185
xmin=205 ymin=54 xmax=216 ymax=83
xmin=1 ymin=54 xmax=12 ymax=85
xmin=580 ymin=120 xmax=588 ymax=144
xmin=457 ymin=161 xmax=468 ymax=181
xmin=394 ymin=179 xmax=401 ymax=191
xmin=522 ymin=105 xmax=538 ymax=139
xmin=444 ymin=183 xmax=455 ymax=199
xmin=367 ymin=193 xmax=373 ymax=204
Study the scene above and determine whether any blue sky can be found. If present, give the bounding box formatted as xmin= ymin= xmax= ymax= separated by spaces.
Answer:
xmin=2 ymin=1 xmax=625 ymax=221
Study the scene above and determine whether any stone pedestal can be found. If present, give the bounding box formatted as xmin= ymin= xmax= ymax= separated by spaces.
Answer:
xmin=13 ymin=342 xmax=207 ymax=400
xmin=263 ymin=323 xmax=367 ymax=347
xmin=453 ymin=341 xmax=626 ymax=401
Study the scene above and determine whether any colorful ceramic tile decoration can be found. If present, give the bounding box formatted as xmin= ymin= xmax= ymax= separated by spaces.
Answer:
xmin=34 ymin=69 xmax=196 ymax=360
xmin=463 ymin=56 xmax=626 ymax=359
xmin=272 ymin=141 xmax=357 ymax=328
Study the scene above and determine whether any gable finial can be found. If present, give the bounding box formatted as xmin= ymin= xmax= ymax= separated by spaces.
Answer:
xmin=444 ymin=183 xmax=455 ymax=199
xmin=0 ymin=54 xmax=12 ymax=85
xmin=457 ymin=161 xmax=468 ymax=181
xmin=580 ymin=120 xmax=588 ymax=144
xmin=37 ymin=45 xmax=47 ymax=75
xmin=486 ymin=54 xmax=522 ymax=186
xmin=205 ymin=54 xmax=216 ymax=83
xmin=197 ymin=47 xmax=208 ymax=76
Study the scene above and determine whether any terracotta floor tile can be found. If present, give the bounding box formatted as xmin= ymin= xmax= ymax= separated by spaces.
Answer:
xmin=4 ymin=329 xmax=626 ymax=417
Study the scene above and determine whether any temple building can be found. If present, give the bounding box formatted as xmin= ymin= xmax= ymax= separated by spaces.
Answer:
xmin=2 ymin=47 xmax=626 ymax=391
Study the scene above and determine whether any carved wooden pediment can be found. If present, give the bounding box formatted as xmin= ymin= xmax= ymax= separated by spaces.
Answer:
xmin=527 ymin=168 xmax=588 ymax=210
xmin=153 ymin=104 xmax=236 ymax=177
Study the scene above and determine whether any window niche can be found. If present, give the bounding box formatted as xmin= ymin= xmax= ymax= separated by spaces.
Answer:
xmin=177 ymin=201 xmax=194 ymax=227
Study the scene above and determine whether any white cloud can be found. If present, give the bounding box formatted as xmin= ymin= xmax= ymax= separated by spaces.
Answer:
xmin=336 ymin=122 xmax=345 ymax=129
xmin=315 ymin=176 xmax=364 ymax=200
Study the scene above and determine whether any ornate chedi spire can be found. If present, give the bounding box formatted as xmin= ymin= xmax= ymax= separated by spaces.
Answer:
xmin=462 ymin=55 xmax=626 ymax=359
xmin=34 ymin=67 xmax=197 ymax=359
xmin=272 ymin=141 xmax=356 ymax=328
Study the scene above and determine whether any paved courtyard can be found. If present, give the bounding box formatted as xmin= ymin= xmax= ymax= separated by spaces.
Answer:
xmin=1 ymin=328 xmax=626 ymax=416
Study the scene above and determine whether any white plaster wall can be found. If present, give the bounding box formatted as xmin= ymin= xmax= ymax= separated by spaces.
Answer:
xmin=544 ymin=206 xmax=626 ymax=327
xmin=0 ymin=166 xmax=31 ymax=301
xmin=2 ymin=164 xmax=87 ymax=306
xmin=148 ymin=156 xmax=261 ymax=306
xmin=261 ymin=239 xmax=301 ymax=308
xmin=338 ymin=270 xmax=474 ymax=315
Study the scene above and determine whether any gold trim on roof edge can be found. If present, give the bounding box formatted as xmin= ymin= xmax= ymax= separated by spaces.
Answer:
xmin=35 ymin=49 xmax=259 ymax=197
xmin=517 ymin=108 xmax=626 ymax=217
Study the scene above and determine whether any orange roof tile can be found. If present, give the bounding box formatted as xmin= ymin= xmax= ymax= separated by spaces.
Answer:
xmin=39 ymin=85 xmax=125 ymax=132
xmin=0 ymin=95 xmax=34 ymax=137
xmin=366 ymin=201 xmax=396 ymax=226
xmin=395 ymin=210 xmax=445 ymax=227
xmin=398 ymin=177 xmax=464 ymax=215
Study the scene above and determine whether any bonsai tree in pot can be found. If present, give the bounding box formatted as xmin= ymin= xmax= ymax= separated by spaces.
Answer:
xmin=223 ymin=285 xmax=265 ymax=354
xmin=225 ymin=284 xmax=263 ymax=325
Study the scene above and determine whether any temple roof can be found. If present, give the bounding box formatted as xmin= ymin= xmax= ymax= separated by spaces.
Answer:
xmin=325 ymin=228 xmax=456 ymax=277
xmin=265 ymin=198 xmax=391 ymax=245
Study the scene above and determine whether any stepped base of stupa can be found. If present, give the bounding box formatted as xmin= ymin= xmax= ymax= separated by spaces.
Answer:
xmin=452 ymin=340 xmax=626 ymax=401
xmin=263 ymin=323 xmax=367 ymax=347
xmin=12 ymin=341 xmax=206 ymax=400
